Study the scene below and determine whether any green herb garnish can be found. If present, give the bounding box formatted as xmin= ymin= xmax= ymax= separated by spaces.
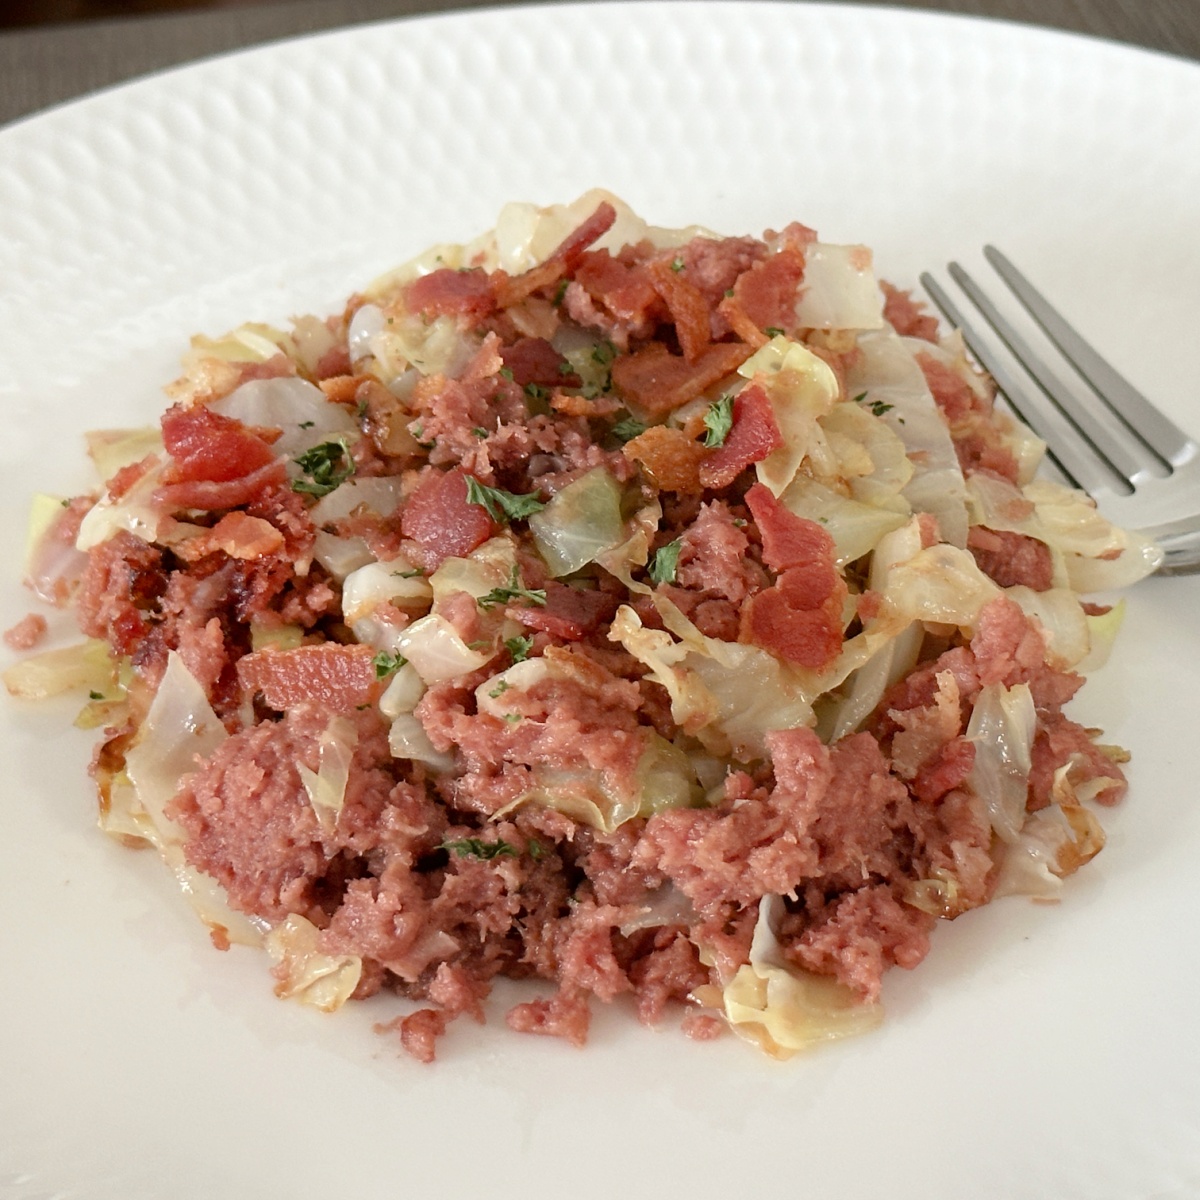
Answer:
xmin=291 ymin=438 xmax=354 ymax=498
xmin=392 ymin=568 xmax=425 ymax=579
xmin=702 ymin=394 xmax=735 ymax=447
xmin=477 ymin=565 xmax=547 ymax=611
xmin=505 ymin=634 xmax=534 ymax=663
xmin=764 ymin=326 xmax=786 ymax=338
xmin=488 ymin=680 xmax=512 ymax=699
xmin=649 ymin=538 xmax=683 ymax=585
xmin=464 ymin=477 xmax=546 ymax=523
xmin=854 ymin=390 xmax=894 ymax=417
xmin=528 ymin=839 xmax=547 ymax=861
xmin=88 ymin=690 xmax=104 ymax=701
xmin=472 ymin=427 xmax=489 ymax=439
xmin=524 ymin=382 xmax=550 ymax=403
xmin=442 ymin=837 xmax=518 ymax=861
xmin=670 ymin=256 xmax=685 ymax=272
xmin=611 ymin=415 xmax=648 ymax=443
xmin=372 ymin=650 xmax=408 ymax=679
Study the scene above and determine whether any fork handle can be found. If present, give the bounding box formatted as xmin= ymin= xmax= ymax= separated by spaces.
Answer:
xmin=1145 ymin=519 xmax=1200 ymax=576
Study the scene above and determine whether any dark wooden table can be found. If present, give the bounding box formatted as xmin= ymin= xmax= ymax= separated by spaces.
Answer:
xmin=1 ymin=0 xmax=1198 ymax=129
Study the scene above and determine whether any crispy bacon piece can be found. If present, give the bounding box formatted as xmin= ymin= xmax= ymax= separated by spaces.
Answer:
xmin=404 ymin=267 xmax=496 ymax=321
xmin=574 ymin=250 xmax=662 ymax=328
xmin=731 ymin=245 xmax=805 ymax=333
xmin=697 ymin=384 xmax=782 ymax=490
xmin=156 ymin=459 xmax=288 ymax=511
xmin=740 ymin=484 xmax=845 ymax=670
xmin=171 ymin=512 xmax=286 ymax=562
xmin=647 ymin=258 xmax=711 ymax=362
xmin=622 ymin=425 xmax=708 ymax=493
xmin=499 ymin=337 xmax=580 ymax=387
xmin=237 ymin=642 xmax=379 ymax=712
xmin=492 ymin=202 xmax=617 ymax=309
xmin=611 ymin=341 xmax=752 ymax=416
xmin=511 ymin=583 xmax=618 ymax=641
xmin=161 ymin=403 xmax=278 ymax=484
xmin=399 ymin=468 xmax=496 ymax=572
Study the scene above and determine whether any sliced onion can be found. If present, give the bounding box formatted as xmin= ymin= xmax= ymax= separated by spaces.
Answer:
xmin=388 ymin=713 xmax=455 ymax=771
xmin=211 ymin=376 xmax=357 ymax=460
xmin=396 ymin=614 xmax=494 ymax=684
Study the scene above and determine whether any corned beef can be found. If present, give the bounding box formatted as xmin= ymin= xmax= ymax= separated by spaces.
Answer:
xmin=13 ymin=192 xmax=1149 ymax=1066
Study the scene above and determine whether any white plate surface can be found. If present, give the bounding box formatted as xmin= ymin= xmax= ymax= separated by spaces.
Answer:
xmin=2 ymin=5 xmax=1199 ymax=1198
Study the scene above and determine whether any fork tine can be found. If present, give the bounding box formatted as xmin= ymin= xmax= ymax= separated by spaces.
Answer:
xmin=945 ymin=261 xmax=1154 ymax=488
xmin=983 ymin=246 xmax=1193 ymax=468
xmin=918 ymin=269 xmax=1127 ymax=499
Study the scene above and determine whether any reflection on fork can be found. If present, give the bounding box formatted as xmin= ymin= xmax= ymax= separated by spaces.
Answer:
xmin=920 ymin=248 xmax=1200 ymax=576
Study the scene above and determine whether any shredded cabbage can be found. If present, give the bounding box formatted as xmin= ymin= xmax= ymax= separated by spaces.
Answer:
xmin=84 ymin=427 xmax=164 ymax=483
xmin=716 ymin=896 xmax=882 ymax=1057
xmin=849 ymin=330 xmax=969 ymax=547
xmin=121 ymin=652 xmax=264 ymax=947
xmin=529 ymin=467 xmax=625 ymax=577
xmin=3 ymin=637 xmax=113 ymax=700
xmin=792 ymin=244 xmax=885 ymax=331
xmin=965 ymin=682 xmax=1037 ymax=843
xmin=265 ymin=914 xmax=362 ymax=1012
xmin=737 ymin=336 xmax=841 ymax=497
xmin=297 ymin=716 xmax=357 ymax=834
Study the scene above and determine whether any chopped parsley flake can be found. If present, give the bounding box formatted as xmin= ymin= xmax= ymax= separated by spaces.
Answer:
xmin=553 ymin=279 xmax=569 ymax=305
xmin=88 ymin=690 xmax=104 ymax=701
xmin=372 ymin=650 xmax=408 ymax=679
xmin=298 ymin=420 xmax=315 ymax=430
xmin=505 ymin=635 xmax=534 ymax=663
xmin=764 ymin=326 xmax=786 ymax=338
xmin=670 ymin=256 xmax=685 ymax=272
xmin=291 ymin=438 xmax=354 ymax=498
xmin=477 ymin=566 xmax=547 ymax=611
xmin=524 ymin=382 xmax=550 ymax=403
xmin=442 ymin=837 xmax=518 ymax=861
xmin=528 ymin=839 xmax=547 ymax=861
xmin=649 ymin=538 xmax=683 ymax=585
xmin=465 ymin=477 xmax=546 ymax=523
xmin=503 ymin=713 xmax=522 ymax=725
xmin=488 ymin=680 xmax=511 ymax=699
xmin=702 ymin=394 xmax=735 ymax=447
xmin=611 ymin=415 xmax=647 ymax=443
xmin=591 ymin=340 xmax=617 ymax=367
xmin=392 ymin=568 xmax=425 ymax=579
xmin=499 ymin=366 xmax=515 ymax=381
xmin=854 ymin=391 xmax=894 ymax=417
xmin=472 ymin=426 xmax=489 ymax=439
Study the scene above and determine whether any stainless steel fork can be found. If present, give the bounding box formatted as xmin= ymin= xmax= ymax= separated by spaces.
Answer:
xmin=920 ymin=247 xmax=1200 ymax=576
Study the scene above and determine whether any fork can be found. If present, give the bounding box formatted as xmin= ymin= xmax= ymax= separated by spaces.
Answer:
xmin=920 ymin=247 xmax=1200 ymax=576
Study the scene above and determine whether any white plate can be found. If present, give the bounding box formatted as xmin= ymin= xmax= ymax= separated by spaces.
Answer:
xmin=2 ymin=5 xmax=1199 ymax=1198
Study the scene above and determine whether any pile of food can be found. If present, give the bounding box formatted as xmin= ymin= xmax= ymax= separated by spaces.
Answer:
xmin=4 ymin=191 xmax=1161 ymax=1061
